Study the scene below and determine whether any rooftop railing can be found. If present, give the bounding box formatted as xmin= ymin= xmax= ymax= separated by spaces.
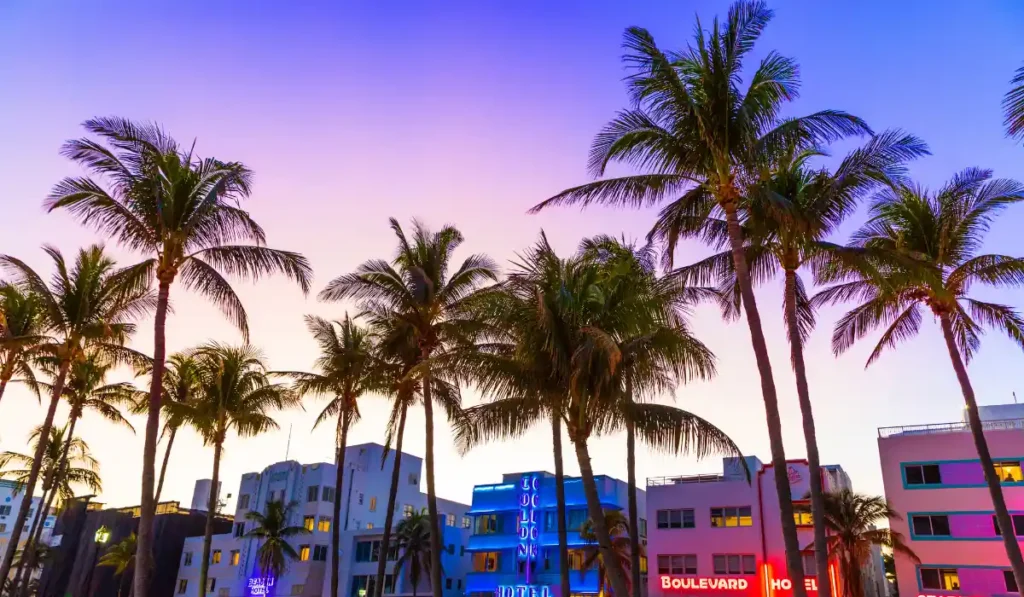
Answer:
xmin=648 ymin=473 xmax=726 ymax=486
xmin=878 ymin=417 xmax=1024 ymax=438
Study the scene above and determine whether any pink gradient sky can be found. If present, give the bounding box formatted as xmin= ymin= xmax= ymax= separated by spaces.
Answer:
xmin=2 ymin=1 xmax=1023 ymax=509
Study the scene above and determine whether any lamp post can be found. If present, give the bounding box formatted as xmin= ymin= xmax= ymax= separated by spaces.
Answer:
xmin=83 ymin=525 xmax=110 ymax=597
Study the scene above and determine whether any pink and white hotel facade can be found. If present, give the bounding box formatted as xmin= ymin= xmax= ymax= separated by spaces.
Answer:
xmin=879 ymin=404 xmax=1024 ymax=597
xmin=646 ymin=456 xmax=873 ymax=597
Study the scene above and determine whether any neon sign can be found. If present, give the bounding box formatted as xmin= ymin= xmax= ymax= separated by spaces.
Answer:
xmin=661 ymin=577 xmax=750 ymax=590
xmin=495 ymin=586 xmax=551 ymax=597
xmin=495 ymin=475 xmax=548 ymax=597
xmin=660 ymin=564 xmax=839 ymax=597
xmin=247 ymin=575 xmax=275 ymax=597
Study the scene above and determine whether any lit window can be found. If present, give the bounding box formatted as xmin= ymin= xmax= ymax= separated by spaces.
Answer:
xmin=905 ymin=464 xmax=942 ymax=485
xmin=366 ymin=522 xmax=374 ymax=529
xmin=369 ymin=497 xmax=377 ymax=512
xmin=304 ymin=516 xmax=315 ymax=532
xmin=211 ymin=550 xmax=222 ymax=564
xmin=711 ymin=507 xmax=752 ymax=528
xmin=912 ymin=515 xmax=951 ymax=537
xmin=446 ymin=513 xmax=455 ymax=527
xmin=995 ymin=461 xmax=1023 ymax=483
xmin=920 ymin=568 xmax=960 ymax=591
xmin=475 ymin=514 xmax=498 ymax=534
xmin=462 ymin=516 xmax=471 ymax=529
xmin=207 ymin=578 xmax=216 ymax=592
xmin=178 ymin=580 xmax=188 ymax=594
xmin=793 ymin=503 xmax=813 ymax=526
xmin=568 ymin=549 xmax=586 ymax=571
xmin=0 ymin=524 xmax=7 ymax=533
xmin=473 ymin=552 xmax=499 ymax=572
xmin=318 ymin=517 xmax=331 ymax=532
xmin=230 ymin=550 xmax=240 ymax=566
xmin=299 ymin=545 xmax=310 ymax=561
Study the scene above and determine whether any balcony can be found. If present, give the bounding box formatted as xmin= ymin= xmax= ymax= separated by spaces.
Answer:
xmin=878 ymin=418 xmax=1024 ymax=439
xmin=648 ymin=474 xmax=725 ymax=486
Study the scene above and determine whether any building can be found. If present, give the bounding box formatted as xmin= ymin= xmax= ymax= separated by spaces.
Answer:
xmin=0 ymin=479 xmax=58 ymax=557
xmin=465 ymin=470 xmax=644 ymax=597
xmin=878 ymin=403 xmax=1024 ymax=597
xmin=646 ymin=456 xmax=853 ymax=597
xmin=174 ymin=443 xmax=471 ymax=597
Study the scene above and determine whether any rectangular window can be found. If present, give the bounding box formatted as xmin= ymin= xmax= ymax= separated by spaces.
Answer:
xmin=0 ymin=506 xmax=9 ymax=516
xmin=802 ymin=552 xmax=817 ymax=577
xmin=369 ymin=497 xmax=377 ymax=512
xmin=460 ymin=546 xmax=465 ymax=556
xmin=475 ymin=514 xmax=498 ymax=534
xmin=712 ymin=554 xmax=756 ymax=575
xmin=358 ymin=493 xmax=364 ymax=505
xmin=912 ymin=515 xmax=951 ymax=537
xmin=355 ymin=541 xmax=373 ymax=562
xmin=238 ymin=494 xmax=250 ymax=510
xmin=656 ymin=509 xmax=695 ymax=529
xmin=905 ymin=464 xmax=942 ymax=485
xmin=184 ymin=552 xmax=193 ymax=566
xmin=177 ymin=580 xmax=188 ymax=595
xmin=304 ymin=516 xmax=315 ymax=532
xmin=299 ymin=545 xmax=311 ymax=561
xmin=322 ymin=487 xmax=336 ymax=503
xmin=219 ymin=589 xmax=228 ymax=597
xmin=793 ymin=503 xmax=813 ymax=526
xmin=211 ymin=550 xmax=222 ymax=564
xmin=462 ymin=516 xmax=471 ymax=529
xmin=992 ymin=514 xmax=1024 ymax=536
xmin=446 ymin=579 xmax=452 ymax=590
xmin=457 ymin=580 xmax=462 ymax=590
xmin=657 ymin=554 xmax=697 ymax=575
xmin=230 ymin=550 xmax=240 ymax=566
xmin=313 ymin=545 xmax=328 ymax=561
xmin=710 ymin=507 xmax=753 ymax=528
xmin=207 ymin=578 xmax=216 ymax=592
xmin=446 ymin=513 xmax=455 ymax=527
xmin=291 ymin=585 xmax=304 ymax=596
xmin=639 ymin=518 xmax=647 ymax=538
xmin=448 ymin=544 xmax=455 ymax=554
xmin=318 ymin=517 xmax=331 ymax=532
xmin=0 ymin=524 xmax=7 ymax=533
xmin=408 ymin=473 xmax=417 ymax=485
xmin=403 ymin=505 xmax=414 ymax=518
xmin=995 ymin=461 xmax=1024 ymax=483
xmin=1007 ymin=570 xmax=1019 ymax=593
xmin=567 ymin=509 xmax=588 ymax=531
xmin=473 ymin=552 xmax=499 ymax=572
xmin=233 ymin=522 xmax=245 ymax=538
xmin=568 ymin=549 xmax=586 ymax=571
xmin=307 ymin=486 xmax=319 ymax=502
xmin=920 ymin=568 xmax=960 ymax=591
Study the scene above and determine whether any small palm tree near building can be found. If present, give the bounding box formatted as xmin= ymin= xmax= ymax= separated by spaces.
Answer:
xmin=393 ymin=511 xmax=436 ymax=597
xmin=244 ymin=500 xmax=310 ymax=578
xmin=98 ymin=533 xmax=137 ymax=597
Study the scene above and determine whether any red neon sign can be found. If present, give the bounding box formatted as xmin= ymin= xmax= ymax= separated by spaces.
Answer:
xmin=659 ymin=564 xmax=839 ymax=597
xmin=660 ymin=577 xmax=751 ymax=590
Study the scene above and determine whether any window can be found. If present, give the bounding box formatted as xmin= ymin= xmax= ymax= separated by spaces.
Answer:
xmin=0 ymin=506 xmax=10 ymax=516
xmin=460 ymin=546 xmax=465 ymax=556
xmin=355 ymin=541 xmax=373 ymax=562
xmin=568 ymin=549 xmax=586 ymax=571
xmin=446 ymin=513 xmax=455 ymax=527
xmin=230 ymin=550 xmax=240 ymax=566
xmin=712 ymin=554 xmax=756 ymax=575
xmin=177 ymin=580 xmax=188 ymax=595
xmin=322 ymin=487 xmax=336 ymax=503
xmin=641 ymin=555 xmax=648 ymax=574
xmin=657 ymin=554 xmax=697 ymax=575
xmin=304 ymin=516 xmax=315 ymax=532
xmin=299 ymin=545 xmax=311 ymax=561
xmin=313 ymin=545 xmax=328 ymax=561
xmin=657 ymin=509 xmax=695 ymax=529
xmin=211 ymin=550 xmax=222 ymax=564
xmin=446 ymin=579 xmax=452 ymax=590
xmin=567 ymin=509 xmax=588 ymax=531
xmin=0 ymin=524 xmax=7 ymax=533
xmin=793 ymin=503 xmax=813 ymax=526
xmin=448 ymin=543 xmax=455 ymax=554
xmin=457 ymin=580 xmax=462 ymax=590
xmin=219 ymin=589 xmax=229 ymax=597
xmin=993 ymin=514 xmax=1024 ymax=536
xmin=996 ymin=461 xmax=1023 ymax=483
xmin=1006 ymin=570 xmax=1019 ymax=593
xmin=238 ymin=494 xmax=250 ymax=509
xmin=184 ymin=552 xmax=193 ymax=566
xmin=318 ymin=517 xmax=331 ymax=532
xmin=710 ymin=507 xmax=753 ymax=528
xmin=369 ymin=497 xmax=377 ymax=512
xmin=292 ymin=585 xmax=305 ymax=596
xmin=905 ymin=464 xmax=942 ymax=485
xmin=473 ymin=552 xmax=499 ymax=572
xmin=475 ymin=514 xmax=497 ymax=534
xmin=920 ymin=568 xmax=960 ymax=591
xmin=462 ymin=516 xmax=471 ymax=529
xmin=307 ymin=486 xmax=320 ymax=502
xmin=350 ymin=575 xmax=396 ymax=597
xmin=403 ymin=505 xmax=414 ymax=518
xmin=912 ymin=515 xmax=951 ymax=537
xmin=802 ymin=552 xmax=817 ymax=577
xmin=366 ymin=523 xmax=374 ymax=529
xmin=358 ymin=493 xmax=364 ymax=505
xmin=207 ymin=578 xmax=216 ymax=592
xmin=639 ymin=518 xmax=647 ymax=538
xmin=234 ymin=522 xmax=245 ymax=538
xmin=408 ymin=473 xmax=418 ymax=485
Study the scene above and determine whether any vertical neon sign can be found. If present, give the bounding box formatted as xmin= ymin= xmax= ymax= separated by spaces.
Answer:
xmin=517 ymin=474 xmax=540 ymax=581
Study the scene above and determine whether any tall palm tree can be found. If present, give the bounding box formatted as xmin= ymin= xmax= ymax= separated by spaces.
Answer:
xmin=819 ymin=490 xmax=917 ymax=597
xmin=673 ymin=132 xmax=928 ymax=594
xmin=457 ymin=236 xmax=743 ymax=597
xmin=244 ymin=500 xmax=310 ymax=578
xmin=320 ymin=218 xmax=497 ymax=597
xmin=812 ymin=168 xmax=1024 ymax=591
xmin=0 ymin=284 xmax=45 ymax=407
xmin=529 ymin=4 xmax=871 ymax=592
xmin=45 ymin=117 xmax=313 ymax=597
xmin=188 ymin=343 xmax=298 ymax=597
xmin=98 ymin=533 xmax=137 ymax=597
xmin=0 ymin=245 xmax=150 ymax=582
xmin=580 ymin=511 xmax=638 ymax=597
xmin=393 ymin=511 xmax=434 ymax=597
xmin=286 ymin=314 xmax=377 ymax=597
xmin=1004 ymin=64 xmax=1024 ymax=141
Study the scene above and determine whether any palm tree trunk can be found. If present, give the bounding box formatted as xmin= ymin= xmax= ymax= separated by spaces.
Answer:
xmin=331 ymin=410 xmax=351 ymax=597
xmin=199 ymin=439 xmax=223 ymax=597
xmin=154 ymin=427 xmax=177 ymax=505
xmin=0 ymin=358 xmax=69 ymax=583
xmin=420 ymin=376 xmax=444 ymax=597
xmin=12 ymin=485 xmax=49 ymax=595
xmin=0 ymin=361 xmax=13 ymax=406
xmin=939 ymin=314 xmax=1024 ymax=595
xmin=551 ymin=414 xmax=571 ymax=597
xmin=722 ymin=205 xmax=806 ymax=597
xmin=626 ymin=409 xmax=641 ymax=597
xmin=375 ymin=404 xmax=408 ymax=597
xmin=135 ymin=278 xmax=171 ymax=597
xmin=572 ymin=436 xmax=629 ymax=597
xmin=784 ymin=269 xmax=830 ymax=597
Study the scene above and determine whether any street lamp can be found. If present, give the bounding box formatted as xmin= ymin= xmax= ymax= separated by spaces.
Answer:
xmin=84 ymin=525 xmax=110 ymax=597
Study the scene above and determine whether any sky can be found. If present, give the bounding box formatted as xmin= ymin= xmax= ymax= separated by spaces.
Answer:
xmin=1 ymin=1 xmax=1024 ymax=511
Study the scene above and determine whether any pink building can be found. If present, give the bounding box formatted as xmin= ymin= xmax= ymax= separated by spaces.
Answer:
xmin=878 ymin=406 xmax=1024 ymax=597
xmin=646 ymin=456 xmax=852 ymax=597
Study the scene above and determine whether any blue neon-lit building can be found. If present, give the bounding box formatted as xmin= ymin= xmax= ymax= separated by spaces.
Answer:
xmin=466 ymin=471 xmax=645 ymax=597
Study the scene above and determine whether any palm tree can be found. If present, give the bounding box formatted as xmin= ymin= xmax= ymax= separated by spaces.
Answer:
xmin=244 ymin=500 xmax=310 ymax=578
xmin=320 ymin=218 xmax=497 ymax=597
xmin=45 ymin=117 xmax=313 ymax=597
xmin=0 ymin=284 xmax=45 ymax=407
xmin=98 ymin=533 xmax=137 ymax=597
xmin=457 ymin=236 xmax=743 ymax=597
xmin=0 ymin=245 xmax=150 ymax=582
xmin=812 ymin=168 xmax=1024 ymax=591
xmin=1004 ymin=64 xmax=1024 ymax=141
xmin=580 ymin=511 xmax=639 ymax=597
xmin=528 ymin=4 xmax=872 ymax=592
xmin=189 ymin=343 xmax=298 ymax=597
xmin=673 ymin=132 xmax=928 ymax=594
xmin=393 ymin=511 xmax=434 ymax=597
xmin=286 ymin=314 xmax=377 ymax=597
xmin=819 ymin=490 xmax=917 ymax=597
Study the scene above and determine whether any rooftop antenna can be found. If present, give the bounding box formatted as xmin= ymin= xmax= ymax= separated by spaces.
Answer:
xmin=285 ymin=424 xmax=293 ymax=460
xmin=1014 ymin=392 xmax=1019 ymax=405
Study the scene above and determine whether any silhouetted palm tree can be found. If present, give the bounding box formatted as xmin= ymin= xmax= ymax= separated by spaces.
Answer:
xmin=393 ymin=511 xmax=434 ymax=597
xmin=0 ymin=284 xmax=45 ymax=407
xmin=98 ymin=533 xmax=137 ymax=597
xmin=244 ymin=500 xmax=310 ymax=578
xmin=580 ymin=511 xmax=639 ymax=596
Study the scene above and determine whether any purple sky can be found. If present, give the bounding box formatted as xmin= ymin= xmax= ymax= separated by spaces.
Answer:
xmin=2 ymin=1 xmax=1023 ymax=509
